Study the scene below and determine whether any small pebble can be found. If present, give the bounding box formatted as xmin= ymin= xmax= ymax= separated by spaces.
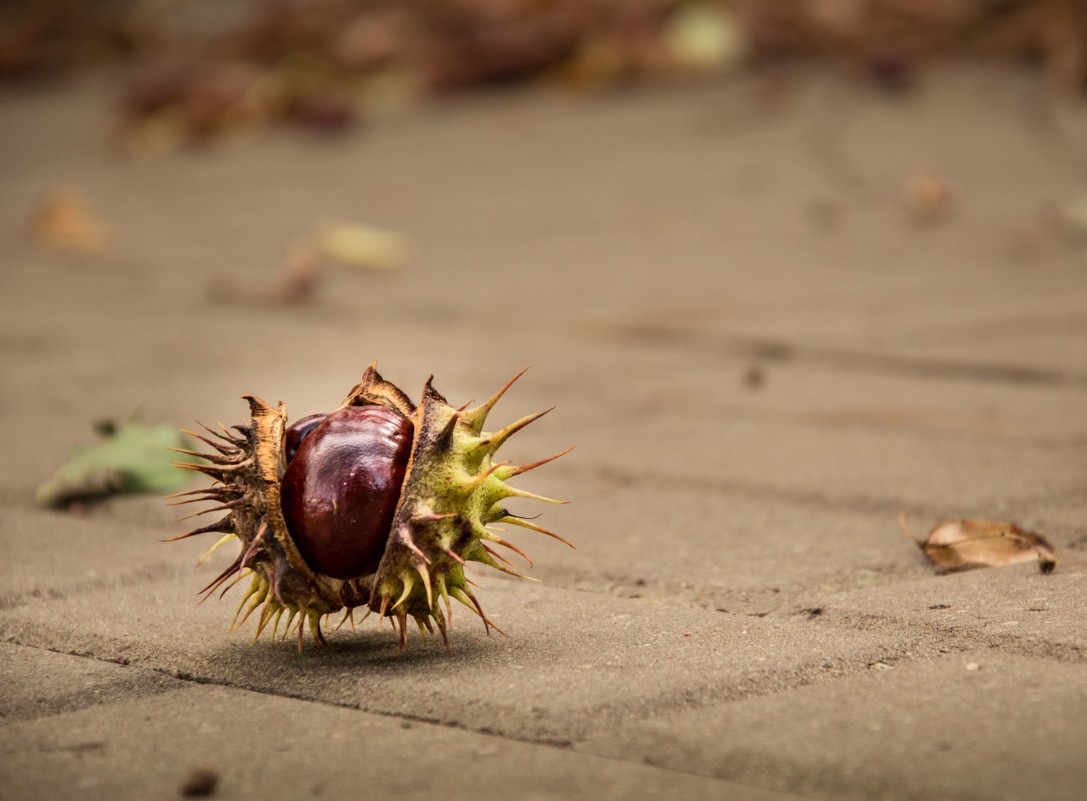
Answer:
xmin=743 ymin=364 xmax=765 ymax=390
xmin=179 ymin=765 xmax=219 ymax=797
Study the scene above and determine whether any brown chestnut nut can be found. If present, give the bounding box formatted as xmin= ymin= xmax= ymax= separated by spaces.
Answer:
xmin=284 ymin=412 xmax=328 ymax=463
xmin=280 ymin=406 xmax=412 ymax=580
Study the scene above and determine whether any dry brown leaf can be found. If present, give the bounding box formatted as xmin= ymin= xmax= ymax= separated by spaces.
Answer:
xmin=207 ymin=244 xmax=324 ymax=308
xmin=267 ymin=245 xmax=324 ymax=304
xmin=1035 ymin=0 xmax=1087 ymax=91
xmin=28 ymin=186 xmax=113 ymax=254
xmin=554 ymin=35 xmax=629 ymax=91
xmin=207 ymin=220 xmax=405 ymax=309
xmin=899 ymin=512 xmax=1057 ymax=574
xmin=901 ymin=171 xmax=956 ymax=222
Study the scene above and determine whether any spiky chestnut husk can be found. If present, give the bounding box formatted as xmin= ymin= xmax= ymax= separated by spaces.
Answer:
xmin=166 ymin=362 xmax=572 ymax=652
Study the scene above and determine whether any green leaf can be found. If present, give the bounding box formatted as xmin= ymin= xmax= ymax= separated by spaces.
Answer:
xmin=36 ymin=422 xmax=198 ymax=507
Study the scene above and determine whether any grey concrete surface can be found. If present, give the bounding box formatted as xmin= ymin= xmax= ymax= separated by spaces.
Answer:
xmin=2 ymin=65 xmax=1086 ymax=800
xmin=580 ymin=652 xmax=1087 ymax=801
xmin=0 ymin=643 xmax=184 ymax=722
xmin=3 ymin=663 xmax=801 ymax=801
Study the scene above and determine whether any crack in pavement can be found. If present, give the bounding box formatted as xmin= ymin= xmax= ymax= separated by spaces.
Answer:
xmin=5 ymin=597 xmax=1074 ymax=750
xmin=828 ymin=609 xmax=1086 ymax=665
xmin=589 ymin=322 xmax=1087 ymax=391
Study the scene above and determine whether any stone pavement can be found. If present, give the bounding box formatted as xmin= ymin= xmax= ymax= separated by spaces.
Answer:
xmin=1 ymin=66 xmax=1086 ymax=800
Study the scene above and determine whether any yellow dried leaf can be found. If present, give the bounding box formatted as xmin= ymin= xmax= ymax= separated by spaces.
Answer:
xmin=1057 ymin=194 xmax=1087 ymax=242
xmin=28 ymin=186 xmax=113 ymax=255
xmin=313 ymin=221 xmax=404 ymax=270
xmin=663 ymin=4 xmax=747 ymax=75
xmin=900 ymin=513 xmax=1056 ymax=574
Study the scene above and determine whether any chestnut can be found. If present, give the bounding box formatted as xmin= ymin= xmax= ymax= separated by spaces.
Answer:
xmin=280 ymin=406 xmax=412 ymax=580
xmin=284 ymin=412 xmax=328 ymax=463
xmin=169 ymin=362 xmax=572 ymax=652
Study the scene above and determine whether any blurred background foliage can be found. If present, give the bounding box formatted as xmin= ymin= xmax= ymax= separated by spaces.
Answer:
xmin=2 ymin=0 xmax=1084 ymax=154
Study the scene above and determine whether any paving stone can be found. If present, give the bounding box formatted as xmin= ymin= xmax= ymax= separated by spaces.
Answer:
xmin=562 ymin=351 xmax=1087 ymax=446
xmin=538 ymin=404 xmax=1085 ymax=511
xmin=0 ymin=642 xmax=182 ymax=722
xmin=588 ymin=272 xmax=1087 ymax=378
xmin=6 ymin=330 xmax=1083 ymax=525
xmin=3 ymin=63 xmax=1087 ymax=801
xmin=344 ymin=581 xmax=939 ymax=743
xmin=580 ymin=652 xmax=1087 ymax=801
xmin=821 ymin=561 xmax=1087 ymax=662
xmin=0 ymin=681 xmax=803 ymax=801
xmin=513 ymin=479 xmax=932 ymax=613
xmin=0 ymin=505 xmax=206 ymax=611
xmin=0 ymin=565 xmax=924 ymax=743
xmin=519 ymin=478 xmax=1087 ymax=614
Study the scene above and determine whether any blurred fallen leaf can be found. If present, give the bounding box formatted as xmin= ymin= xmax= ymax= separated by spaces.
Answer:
xmin=314 ymin=221 xmax=405 ymax=270
xmin=120 ymin=61 xmax=284 ymax=157
xmin=1035 ymin=0 xmax=1087 ymax=91
xmin=555 ymin=34 xmax=629 ymax=91
xmin=268 ymin=245 xmax=323 ymax=304
xmin=901 ymin=171 xmax=956 ymax=222
xmin=807 ymin=0 xmax=866 ymax=37
xmin=356 ymin=69 xmax=422 ymax=118
xmin=36 ymin=422 xmax=197 ymax=508
xmin=28 ymin=186 xmax=114 ymax=254
xmin=418 ymin=0 xmax=593 ymax=92
xmin=1056 ymin=194 xmax=1087 ymax=242
xmin=899 ymin=512 xmax=1057 ymax=574
xmin=663 ymin=3 xmax=747 ymax=75
xmin=207 ymin=222 xmax=405 ymax=309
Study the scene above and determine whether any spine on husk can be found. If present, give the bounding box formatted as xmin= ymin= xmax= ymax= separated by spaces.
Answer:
xmin=166 ymin=363 xmax=571 ymax=652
